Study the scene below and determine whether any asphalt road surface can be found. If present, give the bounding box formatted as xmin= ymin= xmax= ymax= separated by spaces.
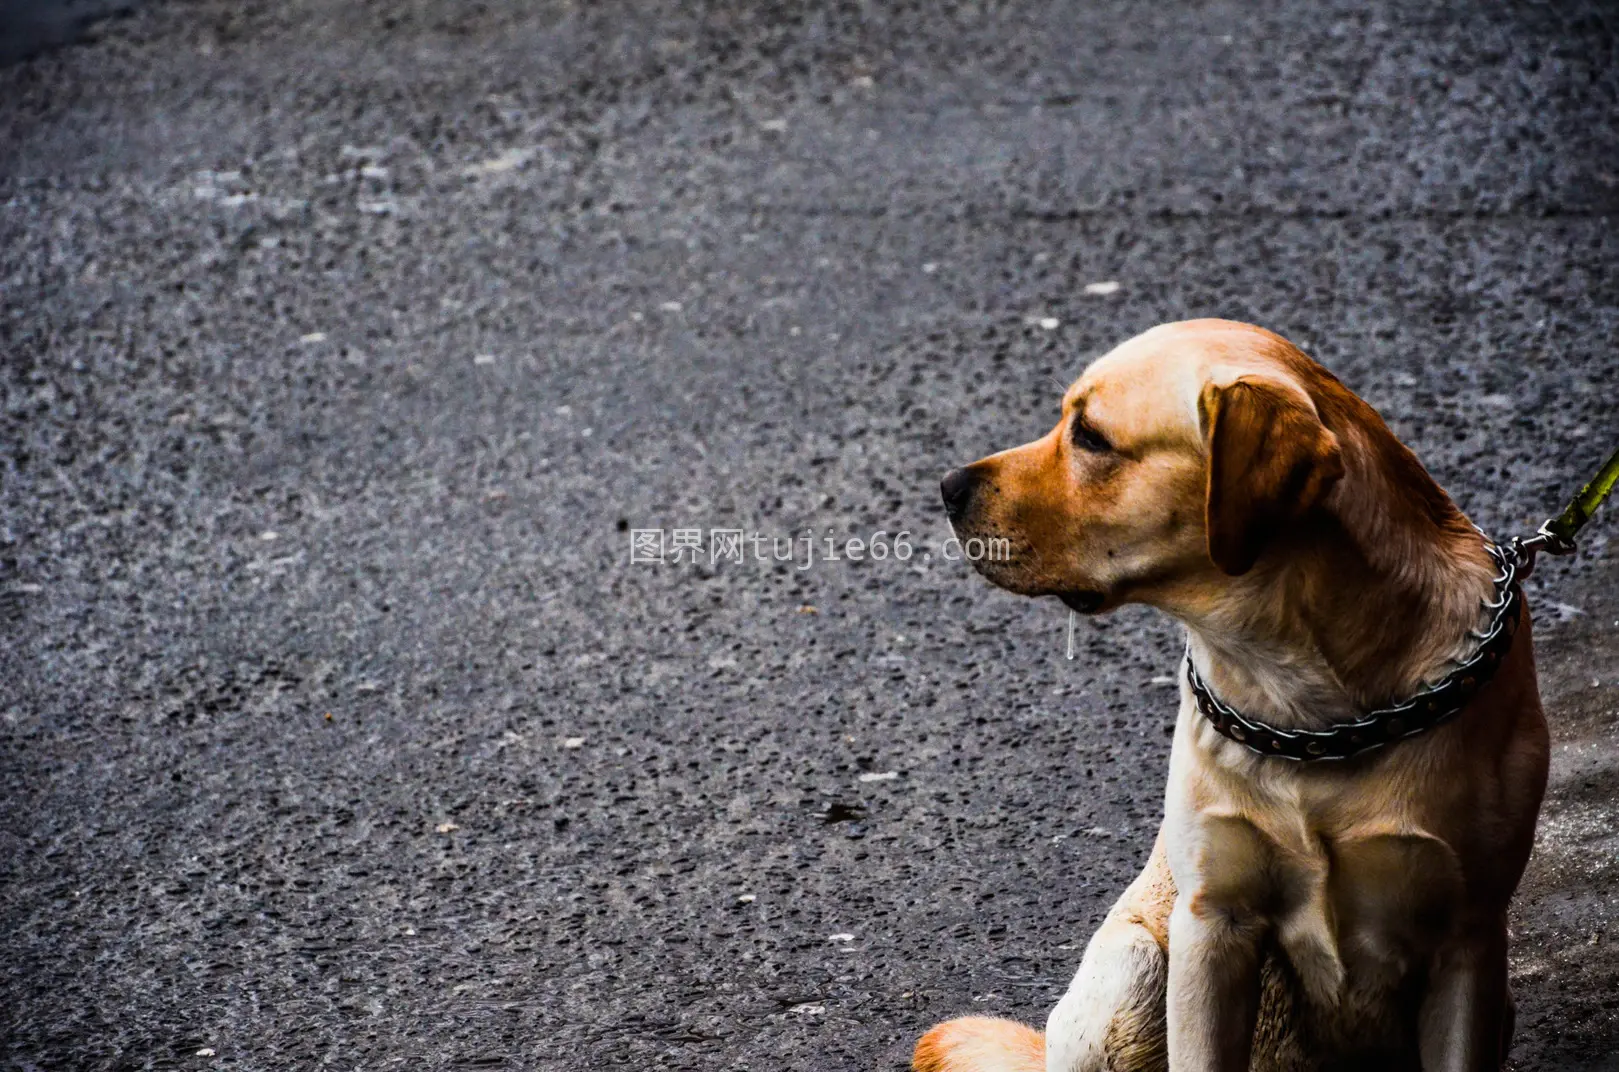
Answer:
xmin=3 ymin=2 xmax=1618 ymax=1069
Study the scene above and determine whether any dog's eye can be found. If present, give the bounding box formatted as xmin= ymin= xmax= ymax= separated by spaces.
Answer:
xmin=1071 ymin=417 xmax=1111 ymax=453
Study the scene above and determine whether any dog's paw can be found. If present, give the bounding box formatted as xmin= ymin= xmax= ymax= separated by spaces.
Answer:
xmin=913 ymin=1016 xmax=1045 ymax=1072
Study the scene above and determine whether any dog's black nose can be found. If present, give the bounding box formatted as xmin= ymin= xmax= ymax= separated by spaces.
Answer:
xmin=940 ymin=466 xmax=978 ymax=521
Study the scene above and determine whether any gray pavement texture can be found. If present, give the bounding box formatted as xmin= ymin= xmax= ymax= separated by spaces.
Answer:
xmin=0 ymin=1 xmax=133 ymax=65
xmin=3 ymin=1 xmax=1618 ymax=1069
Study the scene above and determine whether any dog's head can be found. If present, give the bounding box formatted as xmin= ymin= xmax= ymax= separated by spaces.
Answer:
xmin=941 ymin=319 xmax=1347 ymax=614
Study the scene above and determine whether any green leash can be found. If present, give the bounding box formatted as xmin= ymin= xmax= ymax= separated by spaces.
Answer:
xmin=1513 ymin=443 xmax=1619 ymax=576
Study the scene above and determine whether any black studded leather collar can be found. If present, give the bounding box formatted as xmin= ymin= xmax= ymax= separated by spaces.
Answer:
xmin=1185 ymin=542 xmax=1523 ymax=762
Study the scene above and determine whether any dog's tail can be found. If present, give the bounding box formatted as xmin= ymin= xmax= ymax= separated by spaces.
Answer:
xmin=913 ymin=1016 xmax=1045 ymax=1072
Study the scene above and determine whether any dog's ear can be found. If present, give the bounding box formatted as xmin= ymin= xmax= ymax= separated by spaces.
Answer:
xmin=1200 ymin=376 xmax=1345 ymax=576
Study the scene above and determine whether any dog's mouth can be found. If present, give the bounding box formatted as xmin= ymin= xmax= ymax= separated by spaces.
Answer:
xmin=1058 ymin=590 xmax=1106 ymax=614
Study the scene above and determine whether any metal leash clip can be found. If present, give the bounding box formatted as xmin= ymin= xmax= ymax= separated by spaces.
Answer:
xmin=1508 ymin=444 xmax=1619 ymax=580
xmin=1508 ymin=523 xmax=1578 ymax=580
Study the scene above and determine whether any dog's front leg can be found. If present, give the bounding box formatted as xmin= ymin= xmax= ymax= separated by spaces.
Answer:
xmin=1418 ymin=913 xmax=1510 ymax=1071
xmin=1046 ymin=831 xmax=1175 ymax=1072
xmin=1166 ymin=892 xmax=1263 ymax=1071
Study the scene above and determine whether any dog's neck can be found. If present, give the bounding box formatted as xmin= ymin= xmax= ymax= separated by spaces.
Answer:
xmin=1169 ymin=423 xmax=1499 ymax=731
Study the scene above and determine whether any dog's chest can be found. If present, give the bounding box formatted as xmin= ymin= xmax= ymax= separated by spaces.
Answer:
xmin=1183 ymin=758 xmax=1468 ymax=1006
xmin=1280 ymin=827 xmax=1461 ymax=979
xmin=1200 ymin=800 xmax=1467 ymax=1030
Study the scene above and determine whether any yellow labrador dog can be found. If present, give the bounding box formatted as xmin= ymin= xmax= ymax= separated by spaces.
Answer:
xmin=916 ymin=320 xmax=1548 ymax=1071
